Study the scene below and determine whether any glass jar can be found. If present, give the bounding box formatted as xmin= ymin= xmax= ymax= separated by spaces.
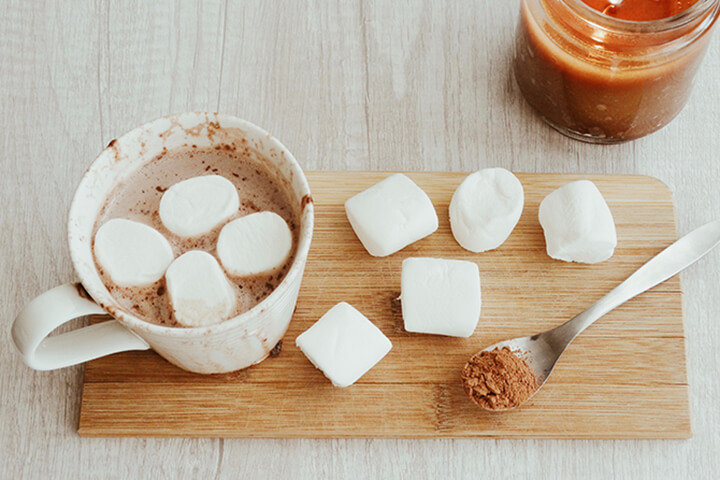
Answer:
xmin=514 ymin=0 xmax=720 ymax=143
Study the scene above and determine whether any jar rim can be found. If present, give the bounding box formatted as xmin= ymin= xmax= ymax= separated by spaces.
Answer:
xmin=566 ymin=0 xmax=719 ymax=32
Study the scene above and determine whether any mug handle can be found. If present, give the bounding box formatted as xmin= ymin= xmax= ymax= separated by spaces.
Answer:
xmin=11 ymin=283 xmax=150 ymax=370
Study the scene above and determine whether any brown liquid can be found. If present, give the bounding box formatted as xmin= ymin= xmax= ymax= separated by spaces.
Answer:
xmin=93 ymin=144 xmax=300 ymax=327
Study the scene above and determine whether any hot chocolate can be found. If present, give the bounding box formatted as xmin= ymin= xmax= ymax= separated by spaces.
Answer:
xmin=93 ymin=143 xmax=300 ymax=327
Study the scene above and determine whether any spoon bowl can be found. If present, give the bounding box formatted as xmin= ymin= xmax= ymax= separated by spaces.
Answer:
xmin=467 ymin=332 xmax=563 ymax=411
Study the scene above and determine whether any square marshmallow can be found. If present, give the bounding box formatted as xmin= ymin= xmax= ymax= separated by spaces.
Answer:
xmin=296 ymin=302 xmax=392 ymax=387
xmin=345 ymin=174 xmax=438 ymax=257
xmin=401 ymin=257 xmax=481 ymax=337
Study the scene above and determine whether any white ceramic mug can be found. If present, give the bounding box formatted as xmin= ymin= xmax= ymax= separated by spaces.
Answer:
xmin=11 ymin=112 xmax=314 ymax=374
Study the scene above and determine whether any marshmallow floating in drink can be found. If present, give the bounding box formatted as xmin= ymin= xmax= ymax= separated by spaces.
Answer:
xmin=538 ymin=180 xmax=617 ymax=264
xmin=296 ymin=302 xmax=392 ymax=387
xmin=217 ymin=211 xmax=293 ymax=276
xmin=159 ymin=175 xmax=239 ymax=237
xmin=345 ymin=174 xmax=438 ymax=257
xmin=165 ymin=250 xmax=237 ymax=327
xmin=401 ymin=257 xmax=481 ymax=337
xmin=449 ymin=168 xmax=524 ymax=252
xmin=94 ymin=218 xmax=174 ymax=287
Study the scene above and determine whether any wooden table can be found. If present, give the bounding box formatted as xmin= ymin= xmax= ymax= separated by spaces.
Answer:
xmin=2 ymin=1 xmax=719 ymax=478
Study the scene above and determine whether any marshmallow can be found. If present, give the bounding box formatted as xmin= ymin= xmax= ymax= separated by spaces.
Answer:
xmin=94 ymin=218 xmax=174 ymax=287
xmin=217 ymin=212 xmax=293 ymax=276
xmin=165 ymin=250 xmax=236 ymax=327
xmin=401 ymin=257 xmax=481 ymax=337
xmin=159 ymin=175 xmax=239 ymax=237
xmin=538 ymin=180 xmax=617 ymax=264
xmin=345 ymin=174 xmax=438 ymax=257
xmin=296 ymin=302 xmax=392 ymax=387
xmin=449 ymin=168 xmax=524 ymax=252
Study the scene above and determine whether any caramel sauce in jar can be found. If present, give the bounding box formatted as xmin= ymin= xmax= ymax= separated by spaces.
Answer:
xmin=514 ymin=0 xmax=719 ymax=143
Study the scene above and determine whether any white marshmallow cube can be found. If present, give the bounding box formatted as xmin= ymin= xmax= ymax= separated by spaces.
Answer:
xmin=217 ymin=211 xmax=293 ymax=276
xmin=538 ymin=180 xmax=617 ymax=264
xmin=159 ymin=175 xmax=239 ymax=237
xmin=165 ymin=250 xmax=236 ymax=327
xmin=449 ymin=168 xmax=524 ymax=252
xmin=345 ymin=174 xmax=438 ymax=257
xmin=296 ymin=302 xmax=392 ymax=387
xmin=401 ymin=257 xmax=481 ymax=338
xmin=94 ymin=218 xmax=174 ymax=287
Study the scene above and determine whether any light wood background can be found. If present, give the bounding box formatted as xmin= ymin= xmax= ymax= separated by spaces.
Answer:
xmin=1 ymin=0 xmax=718 ymax=478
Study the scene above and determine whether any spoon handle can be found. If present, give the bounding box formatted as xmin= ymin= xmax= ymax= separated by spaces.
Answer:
xmin=556 ymin=219 xmax=720 ymax=340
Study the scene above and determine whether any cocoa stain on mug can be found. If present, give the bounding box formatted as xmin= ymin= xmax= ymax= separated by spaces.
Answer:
xmin=74 ymin=282 xmax=92 ymax=301
xmin=105 ymin=138 xmax=122 ymax=162
xmin=269 ymin=340 xmax=283 ymax=357
xmin=206 ymin=120 xmax=222 ymax=141
xmin=157 ymin=113 xmax=229 ymax=142
xmin=105 ymin=304 xmax=120 ymax=318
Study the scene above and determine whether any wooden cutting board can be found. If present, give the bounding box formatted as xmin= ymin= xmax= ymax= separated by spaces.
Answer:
xmin=78 ymin=172 xmax=690 ymax=439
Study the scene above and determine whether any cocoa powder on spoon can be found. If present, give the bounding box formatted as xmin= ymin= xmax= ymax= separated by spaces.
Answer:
xmin=461 ymin=347 xmax=538 ymax=411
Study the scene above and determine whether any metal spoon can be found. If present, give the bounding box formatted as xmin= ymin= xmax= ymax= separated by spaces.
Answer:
xmin=465 ymin=219 xmax=720 ymax=411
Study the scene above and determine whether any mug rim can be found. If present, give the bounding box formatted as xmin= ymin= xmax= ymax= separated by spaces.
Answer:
xmin=68 ymin=112 xmax=314 ymax=338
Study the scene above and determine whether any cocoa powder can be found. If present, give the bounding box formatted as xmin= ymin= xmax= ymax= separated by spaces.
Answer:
xmin=461 ymin=346 xmax=538 ymax=411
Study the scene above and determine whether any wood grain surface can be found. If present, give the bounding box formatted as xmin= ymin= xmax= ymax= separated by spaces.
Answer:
xmin=78 ymin=172 xmax=689 ymax=439
xmin=2 ymin=1 xmax=719 ymax=478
